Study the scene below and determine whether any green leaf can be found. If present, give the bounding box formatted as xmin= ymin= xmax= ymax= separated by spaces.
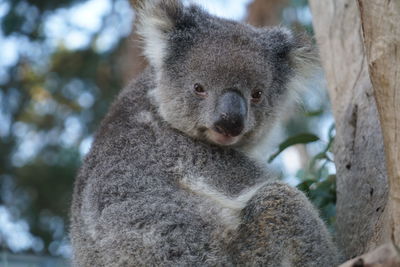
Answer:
xmin=268 ymin=133 xmax=320 ymax=163
xmin=309 ymin=151 xmax=328 ymax=168
xmin=304 ymin=109 xmax=324 ymax=117
xmin=328 ymin=123 xmax=336 ymax=139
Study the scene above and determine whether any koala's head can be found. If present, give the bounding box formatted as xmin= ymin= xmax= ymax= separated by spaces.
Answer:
xmin=136 ymin=0 xmax=319 ymax=149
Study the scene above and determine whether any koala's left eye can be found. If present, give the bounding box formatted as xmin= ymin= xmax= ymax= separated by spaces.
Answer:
xmin=194 ymin=83 xmax=207 ymax=98
xmin=251 ymin=90 xmax=263 ymax=104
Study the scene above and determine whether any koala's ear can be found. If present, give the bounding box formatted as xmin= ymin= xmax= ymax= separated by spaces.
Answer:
xmin=290 ymin=32 xmax=321 ymax=91
xmin=268 ymin=27 xmax=321 ymax=93
xmin=134 ymin=0 xmax=185 ymax=69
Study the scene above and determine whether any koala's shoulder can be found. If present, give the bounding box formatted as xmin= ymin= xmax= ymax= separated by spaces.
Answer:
xmin=117 ymin=68 xmax=156 ymax=107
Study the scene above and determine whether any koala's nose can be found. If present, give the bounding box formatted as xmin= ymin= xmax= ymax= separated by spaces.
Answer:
xmin=213 ymin=90 xmax=247 ymax=137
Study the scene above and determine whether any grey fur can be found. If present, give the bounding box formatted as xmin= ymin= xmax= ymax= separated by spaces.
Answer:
xmin=70 ymin=1 xmax=339 ymax=266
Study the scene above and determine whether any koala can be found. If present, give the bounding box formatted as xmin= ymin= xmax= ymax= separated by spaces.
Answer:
xmin=70 ymin=0 xmax=340 ymax=266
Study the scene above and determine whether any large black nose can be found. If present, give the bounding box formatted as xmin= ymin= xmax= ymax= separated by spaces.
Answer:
xmin=213 ymin=90 xmax=247 ymax=137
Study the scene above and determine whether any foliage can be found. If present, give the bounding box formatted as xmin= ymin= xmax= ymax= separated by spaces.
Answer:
xmin=296 ymin=124 xmax=336 ymax=228
xmin=270 ymin=123 xmax=337 ymax=229
xmin=268 ymin=133 xmax=320 ymax=163
xmin=0 ymin=0 xmax=131 ymax=256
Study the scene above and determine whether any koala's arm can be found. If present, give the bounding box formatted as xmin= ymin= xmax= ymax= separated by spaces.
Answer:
xmin=72 ymin=169 xmax=225 ymax=267
xmin=229 ymin=181 xmax=340 ymax=267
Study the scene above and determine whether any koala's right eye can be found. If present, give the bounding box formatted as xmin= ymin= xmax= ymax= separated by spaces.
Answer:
xmin=251 ymin=90 xmax=263 ymax=104
xmin=194 ymin=83 xmax=207 ymax=98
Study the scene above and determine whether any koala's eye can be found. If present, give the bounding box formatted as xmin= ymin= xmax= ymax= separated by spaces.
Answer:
xmin=194 ymin=83 xmax=207 ymax=97
xmin=251 ymin=90 xmax=263 ymax=103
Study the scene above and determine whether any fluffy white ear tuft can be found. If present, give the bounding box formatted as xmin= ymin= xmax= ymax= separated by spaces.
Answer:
xmin=266 ymin=27 xmax=321 ymax=95
xmin=134 ymin=0 xmax=183 ymax=69
xmin=287 ymin=31 xmax=322 ymax=95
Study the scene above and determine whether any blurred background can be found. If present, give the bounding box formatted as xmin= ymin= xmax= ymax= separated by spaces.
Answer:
xmin=0 ymin=0 xmax=335 ymax=265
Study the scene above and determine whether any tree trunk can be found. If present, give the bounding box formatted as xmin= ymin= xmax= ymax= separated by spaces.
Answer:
xmin=246 ymin=0 xmax=288 ymax=27
xmin=356 ymin=0 xmax=400 ymax=247
xmin=309 ymin=0 xmax=399 ymax=260
xmin=117 ymin=25 xmax=148 ymax=85
xmin=339 ymin=243 xmax=400 ymax=267
xmin=117 ymin=0 xmax=149 ymax=85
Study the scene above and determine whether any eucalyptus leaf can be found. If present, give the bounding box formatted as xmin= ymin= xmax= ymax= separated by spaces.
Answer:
xmin=304 ymin=109 xmax=324 ymax=117
xmin=268 ymin=133 xmax=320 ymax=163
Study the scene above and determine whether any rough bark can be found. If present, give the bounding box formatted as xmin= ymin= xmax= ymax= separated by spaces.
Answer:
xmin=117 ymin=1 xmax=148 ymax=85
xmin=246 ymin=0 xmax=288 ymax=27
xmin=309 ymin=0 xmax=390 ymax=259
xmin=118 ymin=25 xmax=148 ymax=85
xmin=339 ymin=243 xmax=400 ymax=267
xmin=356 ymin=0 xmax=400 ymax=247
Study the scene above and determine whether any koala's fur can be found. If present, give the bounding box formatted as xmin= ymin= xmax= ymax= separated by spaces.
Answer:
xmin=70 ymin=1 xmax=340 ymax=266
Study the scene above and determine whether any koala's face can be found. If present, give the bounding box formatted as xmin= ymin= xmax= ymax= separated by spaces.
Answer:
xmin=156 ymin=31 xmax=291 ymax=148
xmin=138 ymin=1 xmax=317 ymax=148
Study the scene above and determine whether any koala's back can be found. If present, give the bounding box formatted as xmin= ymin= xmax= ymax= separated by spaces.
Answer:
xmin=71 ymin=69 xmax=268 ymax=266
